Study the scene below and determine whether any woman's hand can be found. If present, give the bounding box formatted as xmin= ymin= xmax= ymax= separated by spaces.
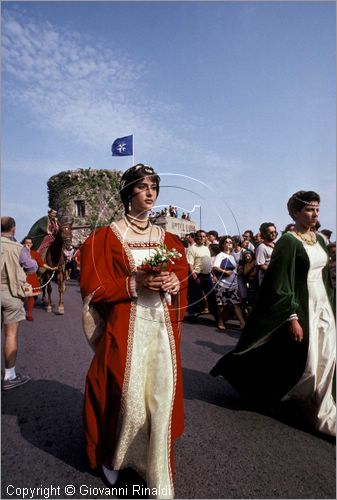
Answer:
xmin=136 ymin=271 xmax=167 ymax=291
xmin=288 ymin=319 xmax=303 ymax=342
xmin=136 ymin=271 xmax=180 ymax=294
xmin=161 ymin=271 xmax=180 ymax=295
xmin=42 ymin=264 xmax=58 ymax=271
xmin=213 ymin=267 xmax=233 ymax=276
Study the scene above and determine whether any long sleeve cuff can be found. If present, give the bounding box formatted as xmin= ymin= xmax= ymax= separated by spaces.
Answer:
xmin=287 ymin=313 xmax=298 ymax=321
xmin=129 ymin=274 xmax=138 ymax=298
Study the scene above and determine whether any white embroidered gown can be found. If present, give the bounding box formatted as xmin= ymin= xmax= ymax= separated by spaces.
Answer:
xmin=112 ymin=223 xmax=175 ymax=498
xmin=286 ymin=240 xmax=336 ymax=436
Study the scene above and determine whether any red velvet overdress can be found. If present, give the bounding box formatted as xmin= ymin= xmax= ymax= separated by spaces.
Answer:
xmin=80 ymin=226 xmax=188 ymax=477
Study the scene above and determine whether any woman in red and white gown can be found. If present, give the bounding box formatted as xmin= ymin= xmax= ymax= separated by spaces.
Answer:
xmin=80 ymin=164 xmax=188 ymax=498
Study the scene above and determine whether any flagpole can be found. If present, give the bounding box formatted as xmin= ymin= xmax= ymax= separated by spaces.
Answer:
xmin=132 ymin=134 xmax=135 ymax=166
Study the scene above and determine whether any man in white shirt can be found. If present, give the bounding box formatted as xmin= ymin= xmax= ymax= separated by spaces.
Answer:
xmin=186 ymin=232 xmax=196 ymax=247
xmin=255 ymin=222 xmax=278 ymax=285
xmin=186 ymin=230 xmax=218 ymax=321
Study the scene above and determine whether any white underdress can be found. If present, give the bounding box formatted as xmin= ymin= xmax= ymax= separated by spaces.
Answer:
xmin=112 ymin=235 xmax=174 ymax=499
xmin=286 ymin=241 xmax=336 ymax=436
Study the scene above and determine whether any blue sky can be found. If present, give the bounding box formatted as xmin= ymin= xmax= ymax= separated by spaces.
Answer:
xmin=2 ymin=1 xmax=336 ymax=242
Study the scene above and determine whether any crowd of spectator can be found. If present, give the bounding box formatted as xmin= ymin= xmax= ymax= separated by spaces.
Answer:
xmin=179 ymin=223 xmax=335 ymax=330
xmin=149 ymin=205 xmax=191 ymax=220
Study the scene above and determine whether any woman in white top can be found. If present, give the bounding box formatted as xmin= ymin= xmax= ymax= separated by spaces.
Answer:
xmin=213 ymin=236 xmax=246 ymax=331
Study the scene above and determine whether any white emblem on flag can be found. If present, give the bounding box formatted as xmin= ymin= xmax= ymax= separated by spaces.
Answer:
xmin=116 ymin=142 xmax=126 ymax=153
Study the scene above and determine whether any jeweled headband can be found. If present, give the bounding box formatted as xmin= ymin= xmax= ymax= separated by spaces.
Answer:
xmin=292 ymin=196 xmax=319 ymax=207
xmin=120 ymin=164 xmax=156 ymax=191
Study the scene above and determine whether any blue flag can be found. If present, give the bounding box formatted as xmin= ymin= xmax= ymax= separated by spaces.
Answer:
xmin=111 ymin=135 xmax=133 ymax=156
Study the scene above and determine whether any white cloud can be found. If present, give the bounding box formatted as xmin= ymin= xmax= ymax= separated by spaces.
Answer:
xmin=2 ymin=7 xmax=234 ymax=179
xmin=6 ymin=19 xmax=23 ymax=36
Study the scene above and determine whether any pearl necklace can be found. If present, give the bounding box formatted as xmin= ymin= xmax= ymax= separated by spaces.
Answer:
xmin=295 ymin=231 xmax=317 ymax=245
xmin=126 ymin=213 xmax=149 ymax=223
xmin=124 ymin=216 xmax=151 ymax=234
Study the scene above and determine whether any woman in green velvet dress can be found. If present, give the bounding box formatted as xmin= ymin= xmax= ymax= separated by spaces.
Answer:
xmin=211 ymin=190 xmax=336 ymax=437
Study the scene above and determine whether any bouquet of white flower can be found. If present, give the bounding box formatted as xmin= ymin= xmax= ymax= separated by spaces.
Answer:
xmin=138 ymin=244 xmax=182 ymax=305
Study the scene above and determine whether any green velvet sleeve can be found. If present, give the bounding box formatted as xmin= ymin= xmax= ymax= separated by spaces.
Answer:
xmin=236 ymin=234 xmax=304 ymax=354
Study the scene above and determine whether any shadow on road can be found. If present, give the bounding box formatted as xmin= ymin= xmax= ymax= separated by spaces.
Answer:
xmin=182 ymin=366 xmax=242 ymax=409
xmin=182 ymin=367 xmax=334 ymax=442
xmin=2 ymin=379 xmax=87 ymax=471
xmin=194 ymin=340 xmax=234 ymax=356
xmin=1 ymin=380 xmax=160 ymax=496
xmin=273 ymin=400 xmax=336 ymax=443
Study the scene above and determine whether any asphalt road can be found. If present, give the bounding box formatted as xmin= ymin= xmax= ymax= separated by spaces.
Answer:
xmin=2 ymin=281 xmax=336 ymax=499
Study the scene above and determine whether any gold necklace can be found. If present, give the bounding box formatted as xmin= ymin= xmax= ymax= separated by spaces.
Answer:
xmin=295 ymin=231 xmax=317 ymax=245
xmin=124 ymin=216 xmax=151 ymax=234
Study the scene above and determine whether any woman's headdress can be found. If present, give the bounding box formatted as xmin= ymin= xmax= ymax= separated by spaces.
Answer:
xmin=287 ymin=191 xmax=320 ymax=220
xmin=119 ymin=163 xmax=160 ymax=214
